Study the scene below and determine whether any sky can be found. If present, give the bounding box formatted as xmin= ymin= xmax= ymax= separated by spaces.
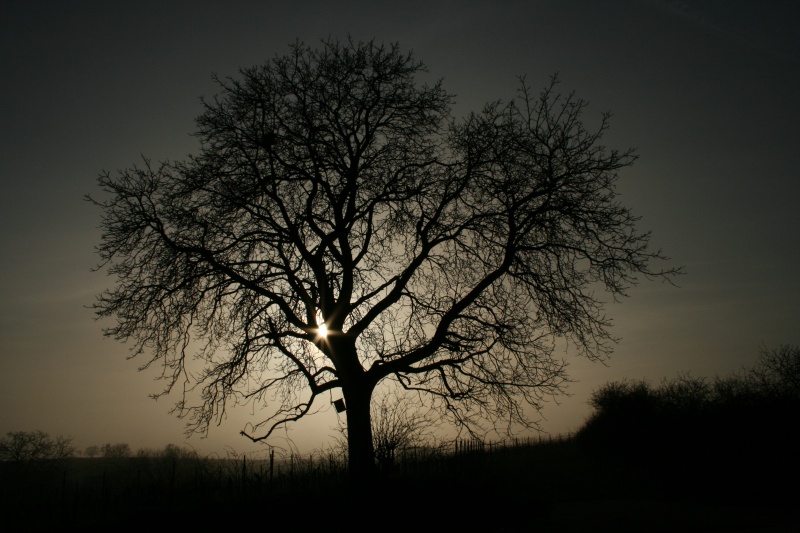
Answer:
xmin=1 ymin=0 xmax=798 ymax=457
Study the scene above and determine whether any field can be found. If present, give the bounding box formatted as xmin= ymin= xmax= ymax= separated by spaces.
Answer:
xmin=4 ymin=349 xmax=799 ymax=530
xmin=1 ymin=435 xmax=797 ymax=531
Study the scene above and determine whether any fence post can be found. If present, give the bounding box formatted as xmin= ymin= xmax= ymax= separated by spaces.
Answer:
xmin=269 ymin=449 xmax=275 ymax=483
xmin=241 ymin=455 xmax=247 ymax=494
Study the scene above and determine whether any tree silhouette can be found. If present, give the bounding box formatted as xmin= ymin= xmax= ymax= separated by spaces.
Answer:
xmin=0 ymin=431 xmax=75 ymax=466
xmin=89 ymin=38 xmax=677 ymax=479
xmin=334 ymin=390 xmax=439 ymax=475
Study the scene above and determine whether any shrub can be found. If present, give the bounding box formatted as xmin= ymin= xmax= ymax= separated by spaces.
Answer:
xmin=576 ymin=345 xmax=800 ymax=500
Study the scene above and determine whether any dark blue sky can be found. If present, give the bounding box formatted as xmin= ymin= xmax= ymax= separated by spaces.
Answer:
xmin=1 ymin=0 xmax=798 ymax=454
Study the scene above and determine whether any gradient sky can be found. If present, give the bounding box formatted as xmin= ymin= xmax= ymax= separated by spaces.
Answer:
xmin=1 ymin=0 xmax=798 ymax=456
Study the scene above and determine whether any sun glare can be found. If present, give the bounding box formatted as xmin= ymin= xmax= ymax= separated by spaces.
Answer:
xmin=318 ymin=323 xmax=328 ymax=338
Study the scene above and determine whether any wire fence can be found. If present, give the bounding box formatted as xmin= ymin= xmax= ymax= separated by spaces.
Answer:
xmin=0 ymin=433 xmax=575 ymax=526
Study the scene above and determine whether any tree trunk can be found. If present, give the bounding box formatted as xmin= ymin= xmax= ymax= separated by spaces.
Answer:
xmin=343 ymin=382 xmax=376 ymax=481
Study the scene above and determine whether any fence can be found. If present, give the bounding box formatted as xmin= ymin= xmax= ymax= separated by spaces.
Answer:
xmin=453 ymin=434 xmax=572 ymax=456
xmin=0 ymin=433 xmax=574 ymax=526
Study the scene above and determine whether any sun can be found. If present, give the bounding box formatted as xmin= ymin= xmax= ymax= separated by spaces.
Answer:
xmin=317 ymin=322 xmax=328 ymax=338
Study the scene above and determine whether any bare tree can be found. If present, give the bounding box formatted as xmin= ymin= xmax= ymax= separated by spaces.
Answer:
xmin=89 ymin=38 xmax=678 ymax=479
xmin=101 ymin=442 xmax=132 ymax=458
xmin=0 ymin=431 xmax=75 ymax=465
xmin=750 ymin=344 xmax=800 ymax=397
xmin=371 ymin=392 xmax=438 ymax=472
xmin=334 ymin=390 xmax=438 ymax=473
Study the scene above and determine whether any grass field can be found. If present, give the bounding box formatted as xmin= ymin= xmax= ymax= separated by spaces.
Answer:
xmin=1 ymin=434 xmax=797 ymax=531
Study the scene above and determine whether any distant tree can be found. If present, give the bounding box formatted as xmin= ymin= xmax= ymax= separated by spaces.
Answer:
xmin=0 ymin=431 xmax=75 ymax=464
xmin=89 ymin=38 xmax=677 ymax=479
xmin=749 ymin=344 xmax=800 ymax=397
xmin=84 ymin=445 xmax=100 ymax=458
xmin=101 ymin=442 xmax=132 ymax=458
xmin=133 ymin=443 xmax=198 ymax=461
xmin=161 ymin=443 xmax=198 ymax=460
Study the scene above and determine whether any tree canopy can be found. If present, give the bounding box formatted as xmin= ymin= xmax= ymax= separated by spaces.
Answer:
xmin=0 ymin=431 xmax=75 ymax=465
xmin=90 ymin=38 xmax=677 ymax=476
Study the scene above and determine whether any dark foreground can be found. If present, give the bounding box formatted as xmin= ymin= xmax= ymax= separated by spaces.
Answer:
xmin=1 ymin=437 xmax=797 ymax=532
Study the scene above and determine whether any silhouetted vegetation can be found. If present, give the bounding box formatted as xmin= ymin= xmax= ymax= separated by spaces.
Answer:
xmin=0 ymin=431 xmax=75 ymax=468
xmin=2 ymin=432 xmax=795 ymax=531
xmin=95 ymin=442 xmax=132 ymax=458
xmin=3 ymin=347 xmax=797 ymax=529
xmin=89 ymin=37 xmax=678 ymax=479
xmin=334 ymin=390 xmax=444 ymax=475
xmin=577 ymin=345 xmax=800 ymax=503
